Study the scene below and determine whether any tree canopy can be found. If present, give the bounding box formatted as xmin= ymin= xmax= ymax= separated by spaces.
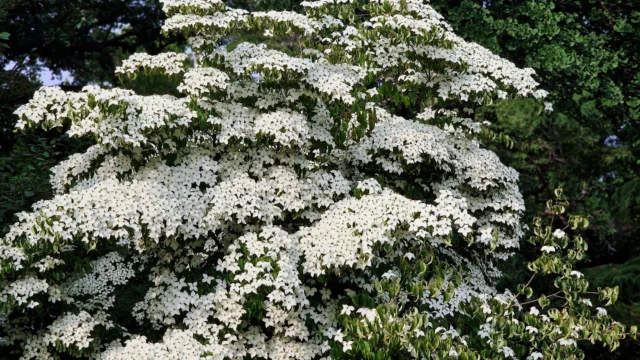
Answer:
xmin=2 ymin=0 xmax=640 ymax=358
xmin=0 ymin=0 xmax=633 ymax=359
xmin=429 ymin=0 xmax=640 ymax=263
xmin=426 ymin=4 xmax=640 ymax=354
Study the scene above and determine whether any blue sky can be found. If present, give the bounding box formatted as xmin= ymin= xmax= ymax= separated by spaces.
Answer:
xmin=40 ymin=67 xmax=73 ymax=86
xmin=4 ymin=60 xmax=73 ymax=86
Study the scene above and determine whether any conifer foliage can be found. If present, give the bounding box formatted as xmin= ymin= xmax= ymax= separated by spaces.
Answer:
xmin=0 ymin=0 xmax=631 ymax=359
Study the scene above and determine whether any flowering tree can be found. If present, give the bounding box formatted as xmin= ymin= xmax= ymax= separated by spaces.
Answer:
xmin=0 ymin=0 xmax=633 ymax=359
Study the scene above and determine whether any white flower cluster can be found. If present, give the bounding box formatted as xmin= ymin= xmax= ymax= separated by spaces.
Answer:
xmin=115 ymin=52 xmax=189 ymax=75
xmin=33 ymin=256 xmax=65 ymax=273
xmin=15 ymin=85 xmax=198 ymax=151
xmin=218 ymin=42 xmax=367 ymax=104
xmin=13 ymin=86 xmax=80 ymax=130
xmin=177 ymin=67 xmax=229 ymax=96
xmin=298 ymin=188 xmax=433 ymax=276
xmin=301 ymin=0 xmax=355 ymax=9
xmin=348 ymin=109 xmax=453 ymax=172
xmin=2 ymin=0 xmax=554 ymax=358
xmin=45 ymin=311 xmax=102 ymax=350
xmin=65 ymin=252 xmax=136 ymax=310
xmin=162 ymin=9 xmax=249 ymax=35
xmin=49 ymin=144 xmax=106 ymax=193
xmin=358 ymin=4 xmax=544 ymax=103
xmin=253 ymin=11 xmax=321 ymax=35
xmin=13 ymin=311 xmax=113 ymax=360
xmin=162 ymin=4 xmax=343 ymax=40
xmin=0 ymin=277 xmax=49 ymax=307
xmin=160 ymin=0 xmax=224 ymax=15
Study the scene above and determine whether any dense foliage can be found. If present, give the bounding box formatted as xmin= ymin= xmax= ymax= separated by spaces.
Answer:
xmin=425 ymin=3 xmax=640 ymax=355
xmin=0 ymin=0 xmax=633 ymax=359
xmin=0 ymin=0 xmax=178 ymax=234
xmin=429 ymin=0 xmax=640 ymax=265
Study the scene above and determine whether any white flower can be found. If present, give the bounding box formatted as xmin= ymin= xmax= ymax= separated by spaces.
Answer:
xmin=540 ymin=245 xmax=556 ymax=253
xmin=527 ymin=351 xmax=543 ymax=360
xmin=552 ymin=229 xmax=566 ymax=238
xmin=356 ymin=308 xmax=379 ymax=323
xmin=558 ymin=338 xmax=577 ymax=347
xmin=596 ymin=307 xmax=608 ymax=316
xmin=116 ymin=52 xmax=188 ymax=75
xmin=498 ymin=346 xmax=515 ymax=358
xmin=341 ymin=305 xmax=355 ymax=316
xmin=529 ymin=307 xmax=540 ymax=316
xmin=342 ymin=341 xmax=353 ymax=352
xmin=481 ymin=303 xmax=492 ymax=315
xmin=580 ymin=298 xmax=593 ymax=307
xmin=570 ymin=270 xmax=583 ymax=278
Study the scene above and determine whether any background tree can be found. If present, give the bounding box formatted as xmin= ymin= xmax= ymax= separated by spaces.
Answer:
xmin=428 ymin=0 xmax=640 ymax=263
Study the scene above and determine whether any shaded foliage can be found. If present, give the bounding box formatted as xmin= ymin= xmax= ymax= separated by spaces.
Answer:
xmin=428 ymin=0 xmax=640 ymax=357
xmin=0 ymin=0 xmax=181 ymax=234
xmin=429 ymin=0 xmax=640 ymax=264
